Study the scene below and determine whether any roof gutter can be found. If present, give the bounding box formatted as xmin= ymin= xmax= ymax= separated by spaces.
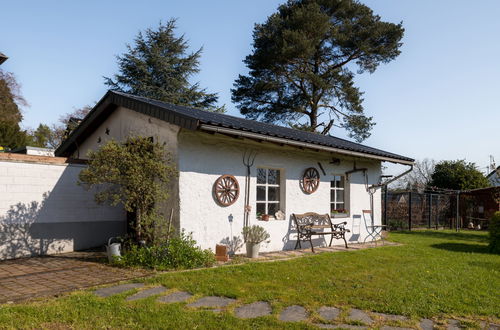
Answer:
xmin=199 ymin=124 xmax=414 ymax=166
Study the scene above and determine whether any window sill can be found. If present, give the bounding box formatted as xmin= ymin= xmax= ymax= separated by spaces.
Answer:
xmin=257 ymin=218 xmax=286 ymax=221
xmin=331 ymin=213 xmax=349 ymax=218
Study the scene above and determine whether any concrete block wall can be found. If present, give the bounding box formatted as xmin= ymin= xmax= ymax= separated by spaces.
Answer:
xmin=0 ymin=154 xmax=126 ymax=260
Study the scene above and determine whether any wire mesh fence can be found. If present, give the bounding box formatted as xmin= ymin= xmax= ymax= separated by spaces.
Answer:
xmin=382 ymin=187 xmax=499 ymax=231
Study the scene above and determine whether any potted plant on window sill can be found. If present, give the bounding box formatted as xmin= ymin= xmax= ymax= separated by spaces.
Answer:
xmin=257 ymin=212 xmax=270 ymax=221
xmin=242 ymin=225 xmax=270 ymax=258
xmin=331 ymin=209 xmax=349 ymax=218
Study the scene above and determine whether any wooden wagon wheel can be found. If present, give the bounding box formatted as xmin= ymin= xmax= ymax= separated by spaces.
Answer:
xmin=302 ymin=167 xmax=320 ymax=194
xmin=214 ymin=175 xmax=240 ymax=206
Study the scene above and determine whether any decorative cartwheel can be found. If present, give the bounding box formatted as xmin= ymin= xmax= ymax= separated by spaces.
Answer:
xmin=301 ymin=167 xmax=320 ymax=194
xmin=213 ymin=174 xmax=240 ymax=206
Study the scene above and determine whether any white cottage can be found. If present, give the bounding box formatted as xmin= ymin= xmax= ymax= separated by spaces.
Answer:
xmin=56 ymin=91 xmax=414 ymax=253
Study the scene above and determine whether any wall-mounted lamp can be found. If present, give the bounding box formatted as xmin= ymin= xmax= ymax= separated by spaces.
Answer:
xmin=228 ymin=214 xmax=234 ymax=223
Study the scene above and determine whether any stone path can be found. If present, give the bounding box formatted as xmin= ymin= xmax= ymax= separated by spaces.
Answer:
xmin=126 ymin=286 xmax=166 ymax=301
xmin=235 ymin=301 xmax=272 ymax=319
xmin=93 ymin=283 xmax=500 ymax=329
xmin=279 ymin=305 xmax=308 ymax=322
xmin=0 ymin=251 xmax=150 ymax=303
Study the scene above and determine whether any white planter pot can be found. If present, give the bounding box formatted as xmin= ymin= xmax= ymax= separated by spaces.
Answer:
xmin=246 ymin=242 xmax=261 ymax=258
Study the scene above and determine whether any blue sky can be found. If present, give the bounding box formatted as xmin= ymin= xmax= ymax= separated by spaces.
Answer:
xmin=1 ymin=0 xmax=498 ymax=175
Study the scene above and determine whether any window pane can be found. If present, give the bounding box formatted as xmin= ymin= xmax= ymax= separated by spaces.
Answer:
xmin=257 ymin=168 xmax=266 ymax=184
xmin=336 ymin=190 xmax=344 ymax=203
xmin=335 ymin=203 xmax=345 ymax=211
xmin=330 ymin=189 xmax=334 ymax=202
xmin=268 ymin=169 xmax=280 ymax=184
xmin=256 ymin=203 xmax=266 ymax=215
xmin=330 ymin=180 xmax=335 ymax=188
xmin=336 ymin=176 xmax=344 ymax=188
xmin=330 ymin=203 xmax=336 ymax=214
xmin=257 ymin=186 xmax=266 ymax=201
xmin=268 ymin=186 xmax=280 ymax=201
xmin=268 ymin=203 xmax=279 ymax=216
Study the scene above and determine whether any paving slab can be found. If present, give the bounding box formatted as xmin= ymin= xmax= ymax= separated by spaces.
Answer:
xmin=348 ymin=309 xmax=373 ymax=325
xmin=126 ymin=286 xmax=167 ymax=301
xmin=94 ymin=283 xmax=144 ymax=297
xmin=0 ymin=252 xmax=149 ymax=303
xmin=380 ymin=327 xmax=413 ymax=330
xmin=334 ymin=325 xmax=368 ymax=329
xmin=447 ymin=319 xmax=461 ymax=330
xmin=186 ymin=296 xmax=236 ymax=308
xmin=420 ymin=319 xmax=434 ymax=330
xmin=157 ymin=291 xmax=193 ymax=304
xmin=372 ymin=312 xmax=408 ymax=321
xmin=318 ymin=306 xmax=340 ymax=321
xmin=234 ymin=301 xmax=272 ymax=319
xmin=279 ymin=305 xmax=308 ymax=322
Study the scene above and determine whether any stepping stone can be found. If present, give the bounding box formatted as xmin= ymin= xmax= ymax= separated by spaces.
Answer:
xmin=334 ymin=325 xmax=368 ymax=329
xmin=380 ymin=327 xmax=413 ymax=330
xmin=420 ymin=319 xmax=434 ymax=330
xmin=157 ymin=291 xmax=193 ymax=304
xmin=279 ymin=305 xmax=308 ymax=322
xmin=372 ymin=312 xmax=408 ymax=321
xmin=348 ymin=309 xmax=373 ymax=325
xmin=126 ymin=286 xmax=167 ymax=301
xmin=93 ymin=283 xmax=144 ymax=297
xmin=317 ymin=306 xmax=340 ymax=321
xmin=186 ymin=296 xmax=236 ymax=309
xmin=447 ymin=319 xmax=461 ymax=330
xmin=235 ymin=301 xmax=272 ymax=319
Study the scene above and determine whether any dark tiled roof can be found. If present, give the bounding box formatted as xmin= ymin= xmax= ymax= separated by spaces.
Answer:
xmin=56 ymin=91 xmax=414 ymax=163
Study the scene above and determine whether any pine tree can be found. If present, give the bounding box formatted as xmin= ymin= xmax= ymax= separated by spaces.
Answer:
xmin=105 ymin=19 xmax=221 ymax=111
xmin=232 ymin=0 xmax=404 ymax=142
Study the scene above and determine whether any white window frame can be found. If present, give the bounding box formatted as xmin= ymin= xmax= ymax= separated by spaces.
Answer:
xmin=256 ymin=167 xmax=282 ymax=218
xmin=330 ymin=175 xmax=347 ymax=215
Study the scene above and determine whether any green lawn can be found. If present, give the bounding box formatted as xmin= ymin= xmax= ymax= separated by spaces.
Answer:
xmin=0 ymin=230 xmax=498 ymax=329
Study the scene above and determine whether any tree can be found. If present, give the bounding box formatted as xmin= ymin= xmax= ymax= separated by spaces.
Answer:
xmin=27 ymin=124 xmax=52 ymax=148
xmin=104 ymin=19 xmax=222 ymax=112
xmin=49 ymin=106 xmax=92 ymax=148
xmin=232 ymin=0 xmax=404 ymax=142
xmin=0 ymin=121 xmax=29 ymax=149
xmin=429 ymin=160 xmax=491 ymax=191
xmin=392 ymin=159 xmax=435 ymax=191
xmin=78 ymin=136 xmax=177 ymax=243
xmin=0 ymin=69 xmax=30 ymax=149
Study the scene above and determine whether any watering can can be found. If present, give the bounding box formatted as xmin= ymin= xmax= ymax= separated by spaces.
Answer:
xmin=105 ymin=237 xmax=121 ymax=262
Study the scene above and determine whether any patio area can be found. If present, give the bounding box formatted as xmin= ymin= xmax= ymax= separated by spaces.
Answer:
xmin=0 ymin=251 xmax=150 ymax=303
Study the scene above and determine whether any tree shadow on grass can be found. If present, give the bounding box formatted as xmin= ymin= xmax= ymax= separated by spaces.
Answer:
xmin=394 ymin=230 xmax=489 ymax=243
xmin=430 ymin=242 xmax=491 ymax=254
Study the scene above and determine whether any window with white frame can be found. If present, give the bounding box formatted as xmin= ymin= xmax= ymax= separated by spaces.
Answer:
xmin=330 ymin=175 xmax=346 ymax=214
xmin=256 ymin=168 xmax=281 ymax=218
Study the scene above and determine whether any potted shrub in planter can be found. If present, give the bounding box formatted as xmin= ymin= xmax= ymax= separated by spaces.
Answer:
xmin=242 ymin=225 xmax=270 ymax=258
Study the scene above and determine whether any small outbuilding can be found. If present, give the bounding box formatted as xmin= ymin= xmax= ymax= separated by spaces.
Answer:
xmin=56 ymin=91 xmax=414 ymax=252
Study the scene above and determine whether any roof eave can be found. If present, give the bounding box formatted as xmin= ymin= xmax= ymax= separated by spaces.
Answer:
xmin=199 ymin=124 xmax=414 ymax=165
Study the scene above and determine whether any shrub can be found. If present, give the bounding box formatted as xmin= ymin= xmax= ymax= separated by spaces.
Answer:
xmin=116 ymin=231 xmax=215 ymax=270
xmin=489 ymin=211 xmax=500 ymax=253
xmin=242 ymin=225 xmax=270 ymax=244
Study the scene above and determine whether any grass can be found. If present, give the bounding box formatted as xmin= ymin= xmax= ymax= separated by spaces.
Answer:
xmin=0 ymin=230 xmax=498 ymax=329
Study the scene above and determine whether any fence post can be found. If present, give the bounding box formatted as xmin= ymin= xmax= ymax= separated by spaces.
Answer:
xmin=383 ymin=185 xmax=388 ymax=226
xmin=456 ymin=192 xmax=460 ymax=232
xmin=408 ymin=191 xmax=412 ymax=231
xmin=428 ymin=193 xmax=432 ymax=229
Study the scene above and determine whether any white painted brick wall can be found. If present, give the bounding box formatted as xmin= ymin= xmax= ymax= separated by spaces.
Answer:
xmin=0 ymin=160 xmax=125 ymax=259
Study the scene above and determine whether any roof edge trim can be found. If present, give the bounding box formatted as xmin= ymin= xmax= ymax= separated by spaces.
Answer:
xmin=200 ymin=124 xmax=414 ymax=165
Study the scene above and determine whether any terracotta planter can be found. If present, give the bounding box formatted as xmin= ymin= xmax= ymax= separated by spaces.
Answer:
xmin=261 ymin=214 xmax=270 ymax=221
xmin=246 ymin=242 xmax=261 ymax=258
